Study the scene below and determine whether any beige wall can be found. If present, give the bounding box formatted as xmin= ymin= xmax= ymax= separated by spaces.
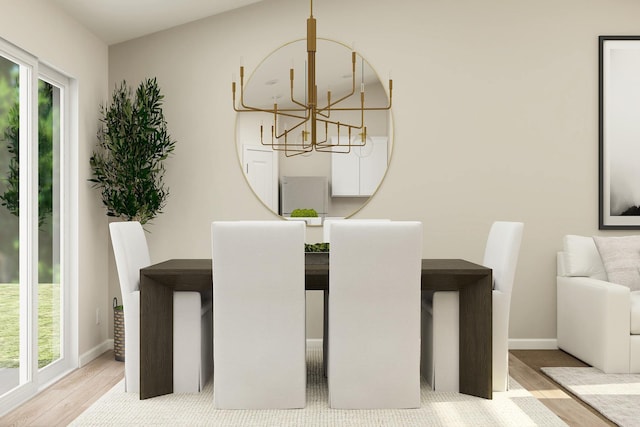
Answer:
xmin=106 ymin=0 xmax=640 ymax=343
xmin=0 ymin=1 xmax=109 ymax=358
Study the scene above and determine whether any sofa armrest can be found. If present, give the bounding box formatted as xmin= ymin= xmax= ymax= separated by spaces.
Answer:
xmin=557 ymin=276 xmax=631 ymax=373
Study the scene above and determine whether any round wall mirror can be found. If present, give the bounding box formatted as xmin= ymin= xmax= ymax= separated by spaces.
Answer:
xmin=235 ymin=38 xmax=393 ymax=223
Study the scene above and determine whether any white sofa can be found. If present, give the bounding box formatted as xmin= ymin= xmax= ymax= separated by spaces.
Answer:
xmin=557 ymin=235 xmax=640 ymax=373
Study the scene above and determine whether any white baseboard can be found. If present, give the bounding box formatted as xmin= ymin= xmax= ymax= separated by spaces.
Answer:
xmin=509 ymin=338 xmax=558 ymax=350
xmin=79 ymin=339 xmax=113 ymax=367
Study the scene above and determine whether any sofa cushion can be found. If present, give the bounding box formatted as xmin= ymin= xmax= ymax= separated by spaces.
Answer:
xmin=632 ymin=291 xmax=640 ymax=335
xmin=562 ymin=235 xmax=607 ymax=280
xmin=593 ymin=236 xmax=640 ymax=292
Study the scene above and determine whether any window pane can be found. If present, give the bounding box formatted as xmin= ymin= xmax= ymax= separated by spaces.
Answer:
xmin=37 ymin=79 xmax=61 ymax=369
xmin=0 ymin=55 xmax=20 ymax=396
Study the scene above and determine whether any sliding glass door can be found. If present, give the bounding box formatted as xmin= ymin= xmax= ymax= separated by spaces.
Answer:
xmin=0 ymin=42 xmax=72 ymax=410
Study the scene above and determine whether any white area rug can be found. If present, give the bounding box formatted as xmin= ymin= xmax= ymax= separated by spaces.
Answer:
xmin=542 ymin=367 xmax=640 ymax=427
xmin=71 ymin=342 xmax=566 ymax=426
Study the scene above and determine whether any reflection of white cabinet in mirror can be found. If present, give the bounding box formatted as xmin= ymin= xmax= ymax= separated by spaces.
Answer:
xmin=242 ymin=144 xmax=278 ymax=212
xmin=331 ymin=137 xmax=388 ymax=197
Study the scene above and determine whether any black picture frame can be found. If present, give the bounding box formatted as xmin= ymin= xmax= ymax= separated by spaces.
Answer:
xmin=599 ymin=35 xmax=640 ymax=229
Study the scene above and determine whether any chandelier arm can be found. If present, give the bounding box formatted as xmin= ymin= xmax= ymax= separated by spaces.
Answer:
xmin=289 ymin=70 xmax=309 ymax=109
xmin=237 ymin=84 xmax=309 ymax=113
xmin=233 ymin=90 xmax=272 ymax=112
xmin=316 ymin=109 xmax=331 ymax=119
xmin=288 ymin=91 xmax=308 ymax=109
xmin=316 ymin=122 xmax=365 ymax=148
xmin=315 ymin=142 xmax=353 ymax=153
xmin=310 ymin=120 xmax=329 ymax=145
xmin=236 ymin=106 xmax=308 ymax=116
xmin=237 ymin=74 xmax=309 ymax=113
xmin=327 ymin=105 xmax=392 ymax=111
xmin=267 ymin=138 xmax=313 ymax=149
xmin=317 ymin=51 xmax=356 ymax=114
xmin=234 ymin=86 xmax=307 ymax=113
xmin=237 ymin=66 xmax=257 ymax=111
xmin=271 ymin=143 xmax=312 ymax=150
xmin=289 ymin=97 xmax=308 ymax=109
xmin=317 ymin=79 xmax=356 ymax=113
xmin=269 ymin=137 xmax=314 ymax=154
xmin=274 ymin=118 xmax=309 ymax=140
xmin=271 ymin=111 xmax=309 ymax=120
xmin=262 ymin=133 xmax=313 ymax=152
xmin=315 ymin=116 xmax=363 ymax=130
xmin=260 ymin=129 xmax=277 ymax=149
xmin=284 ymin=146 xmax=314 ymax=157
xmin=259 ymin=123 xmax=278 ymax=149
xmin=318 ymin=78 xmax=393 ymax=113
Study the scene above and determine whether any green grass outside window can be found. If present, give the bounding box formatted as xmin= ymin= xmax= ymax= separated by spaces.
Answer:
xmin=0 ymin=283 xmax=61 ymax=369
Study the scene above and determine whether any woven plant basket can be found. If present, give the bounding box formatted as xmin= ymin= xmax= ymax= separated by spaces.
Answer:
xmin=113 ymin=298 xmax=125 ymax=362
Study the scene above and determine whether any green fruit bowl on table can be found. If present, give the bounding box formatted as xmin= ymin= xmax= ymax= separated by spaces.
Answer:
xmin=305 ymin=242 xmax=329 ymax=253
xmin=291 ymin=208 xmax=318 ymax=218
xmin=288 ymin=208 xmax=321 ymax=225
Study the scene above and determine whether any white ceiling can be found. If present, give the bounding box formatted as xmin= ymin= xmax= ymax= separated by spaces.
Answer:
xmin=51 ymin=0 xmax=264 ymax=45
xmin=50 ymin=0 xmax=383 ymax=107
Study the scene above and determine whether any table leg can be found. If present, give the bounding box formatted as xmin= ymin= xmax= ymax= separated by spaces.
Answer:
xmin=458 ymin=274 xmax=492 ymax=399
xmin=140 ymin=275 xmax=174 ymax=399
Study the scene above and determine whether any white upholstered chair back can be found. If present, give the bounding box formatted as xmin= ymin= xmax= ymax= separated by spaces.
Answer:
xmin=211 ymin=220 xmax=306 ymax=409
xmin=422 ymin=220 xmax=523 ymax=393
xmin=485 ymin=221 xmax=524 ymax=391
xmin=328 ymin=221 xmax=422 ymax=409
xmin=484 ymin=221 xmax=524 ymax=296
xmin=110 ymin=221 xmax=150 ymax=295
xmin=322 ymin=218 xmax=390 ymax=243
xmin=109 ymin=221 xmax=149 ymax=393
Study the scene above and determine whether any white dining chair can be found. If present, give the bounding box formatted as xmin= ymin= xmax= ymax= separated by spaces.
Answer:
xmin=211 ymin=220 xmax=306 ymax=409
xmin=422 ymin=221 xmax=524 ymax=392
xmin=109 ymin=221 xmax=213 ymax=393
xmin=322 ymin=218 xmax=390 ymax=243
xmin=321 ymin=217 xmax=392 ymax=374
xmin=328 ymin=221 xmax=422 ymax=409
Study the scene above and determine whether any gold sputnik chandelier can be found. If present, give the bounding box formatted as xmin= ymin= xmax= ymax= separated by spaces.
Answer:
xmin=232 ymin=0 xmax=393 ymax=157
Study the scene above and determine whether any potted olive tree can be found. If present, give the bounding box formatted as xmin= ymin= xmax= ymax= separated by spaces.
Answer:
xmin=90 ymin=78 xmax=175 ymax=362
xmin=89 ymin=78 xmax=176 ymax=224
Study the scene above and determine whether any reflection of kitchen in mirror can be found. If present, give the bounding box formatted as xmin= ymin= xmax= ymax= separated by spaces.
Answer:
xmin=235 ymin=38 xmax=393 ymax=223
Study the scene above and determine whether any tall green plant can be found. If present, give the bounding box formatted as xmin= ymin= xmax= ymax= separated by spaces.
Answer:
xmin=0 ymin=101 xmax=18 ymax=216
xmin=89 ymin=78 xmax=176 ymax=225
xmin=0 ymin=79 xmax=54 ymax=227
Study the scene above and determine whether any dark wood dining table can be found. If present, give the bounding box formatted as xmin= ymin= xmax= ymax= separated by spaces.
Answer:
xmin=139 ymin=257 xmax=492 ymax=400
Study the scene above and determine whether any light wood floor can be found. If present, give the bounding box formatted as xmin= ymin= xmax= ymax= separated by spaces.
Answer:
xmin=0 ymin=351 xmax=123 ymax=427
xmin=1 ymin=350 xmax=615 ymax=426
xmin=509 ymin=350 xmax=615 ymax=426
